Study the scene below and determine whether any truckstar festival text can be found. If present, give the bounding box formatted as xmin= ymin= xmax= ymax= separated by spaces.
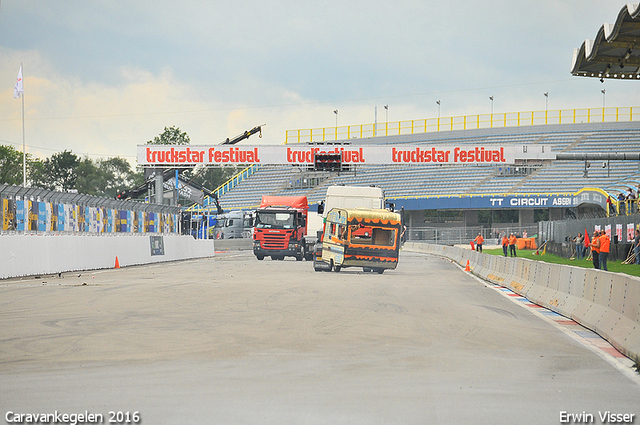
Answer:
xmin=138 ymin=145 xmax=516 ymax=166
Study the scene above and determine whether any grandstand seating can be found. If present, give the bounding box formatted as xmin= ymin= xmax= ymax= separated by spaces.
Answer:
xmin=215 ymin=122 xmax=640 ymax=212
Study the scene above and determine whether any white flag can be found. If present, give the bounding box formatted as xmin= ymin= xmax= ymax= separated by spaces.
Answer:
xmin=14 ymin=65 xmax=23 ymax=99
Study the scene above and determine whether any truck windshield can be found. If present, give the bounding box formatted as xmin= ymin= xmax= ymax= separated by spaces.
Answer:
xmin=255 ymin=212 xmax=295 ymax=229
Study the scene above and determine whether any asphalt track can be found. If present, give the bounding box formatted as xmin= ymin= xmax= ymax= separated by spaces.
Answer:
xmin=1 ymin=250 xmax=639 ymax=424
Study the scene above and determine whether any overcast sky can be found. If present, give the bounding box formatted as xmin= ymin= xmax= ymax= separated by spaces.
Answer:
xmin=1 ymin=1 xmax=639 ymax=165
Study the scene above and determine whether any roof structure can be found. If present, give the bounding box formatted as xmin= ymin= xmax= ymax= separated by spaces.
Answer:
xmin=571 ymin=3 xmax=640 ymax=81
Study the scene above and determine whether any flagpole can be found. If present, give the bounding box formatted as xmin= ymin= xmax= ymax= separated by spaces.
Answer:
xmin=21 ymin=63 xmax=26 ymax=187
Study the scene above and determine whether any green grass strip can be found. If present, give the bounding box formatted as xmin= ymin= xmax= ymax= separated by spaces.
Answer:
xmin=482 ymin=248 xmax=640 ymax=278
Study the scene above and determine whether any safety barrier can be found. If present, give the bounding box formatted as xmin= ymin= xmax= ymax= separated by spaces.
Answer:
xmin=1 ymin=184 xmax=180 ymax=235
xmin=0 ymin=233 xmax=215 ymax=279
xmin=403 ymin=242 xmax=640 ymax=363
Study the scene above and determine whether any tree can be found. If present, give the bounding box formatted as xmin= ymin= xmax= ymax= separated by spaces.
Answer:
xmin=75 ymin=157 xmax=103 ymax=196
xmin=44 ymin=150 xmax=80 ymax=191
xmin=98 ymin=157 xmax=142 ymax=197
xmin=76 ymin=156 xmax=143 ymax=197
xmin=147 ymin=126 xmax=190 ymax=145
xmin=28 ymin=158 xmax=47 ymax=189
xmin=0 ymin=145 xmax=25 ymax=185
xmin=186 ymin=165 xmax=239 ymax=192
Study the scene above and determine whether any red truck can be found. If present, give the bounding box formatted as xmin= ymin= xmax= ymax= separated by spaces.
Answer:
xmin=252 ymin=196 xmax=314 ymax=261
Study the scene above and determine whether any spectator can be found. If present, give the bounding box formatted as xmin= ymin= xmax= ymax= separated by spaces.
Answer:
xmin=628 ymin=188 xmax=638 ymax=213
xmin=590 ymin=230 xmax=601 ymax=269
xmin=607 ymin=196 xmax=616 ymax=216
xmin=618 ymin=192 xmax=626 ymax=215
xmin=599 ymin=232 xmax=610 ymax=271
xmin=509 ymin=233 xmax=517 ymax=257
xmin=474 ymin=233 xmax=484 ymax=253
xmin=523 ymin=230 xmax=528 ymax=238
xmin=634 ymin=229 xmax=640 ymax=265
xmin=574 ymin=233 xmax=584 ymax=260
xmin=501 ymin=234 xmax=509 ymax=257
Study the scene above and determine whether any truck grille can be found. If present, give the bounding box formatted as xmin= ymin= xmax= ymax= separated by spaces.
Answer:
xmin=262 ymin=233 xmax=288 ymax=249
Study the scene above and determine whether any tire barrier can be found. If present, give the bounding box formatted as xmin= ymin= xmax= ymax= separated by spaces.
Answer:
xmin=403 ymin=242 xmax=640 ymax=363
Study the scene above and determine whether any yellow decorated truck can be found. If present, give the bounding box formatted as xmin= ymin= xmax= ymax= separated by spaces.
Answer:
xmin=319 ymin=208 xmax=402 ymax=274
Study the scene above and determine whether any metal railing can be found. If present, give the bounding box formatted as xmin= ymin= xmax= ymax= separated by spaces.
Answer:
xmin=285 ymin=106 xmax=640 ymax=144
xmin=189 ymin=164 xmax=261 ymax=212
xmin=407 ymin=225 xmax=538 ymax=246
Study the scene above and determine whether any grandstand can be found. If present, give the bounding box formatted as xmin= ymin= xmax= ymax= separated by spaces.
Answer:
xmin=212 ymin=121 xmax=640 ymax=221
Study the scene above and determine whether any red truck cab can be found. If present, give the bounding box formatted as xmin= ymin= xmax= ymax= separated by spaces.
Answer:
xmin=252 ymin=196 xmax=313 ymax=261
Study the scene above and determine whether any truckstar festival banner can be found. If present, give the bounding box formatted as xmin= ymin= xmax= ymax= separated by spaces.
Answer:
xmin=137 ymin=145 xmax=520 ymax=166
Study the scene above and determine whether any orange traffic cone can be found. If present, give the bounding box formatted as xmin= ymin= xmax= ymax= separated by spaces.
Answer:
xmin=464 ymin=260 xmax=470 ymax=272
xmin=114 ymin=256 xmax=120 ymax=269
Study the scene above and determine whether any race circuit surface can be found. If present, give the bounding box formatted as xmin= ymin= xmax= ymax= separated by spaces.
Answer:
xmin=0 ymin=250 xmax=638 ymax=424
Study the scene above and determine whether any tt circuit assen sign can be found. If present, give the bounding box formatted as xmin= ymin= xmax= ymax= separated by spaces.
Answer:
xmin=137 ymin=145 xmax=521 ymax=166
xmin=390 ymin=188 xmax=609 ymax=211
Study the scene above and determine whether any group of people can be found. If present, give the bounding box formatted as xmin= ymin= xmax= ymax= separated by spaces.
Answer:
xmin=502 ymin=233 xmax=518 ymax=257
xmin=472 ymin=232 xmax=517 ymax=257
xmin=573 ymin=231 xmax=611 ymax=270
xmin=608 ymin=187 xmax=639 ymax=215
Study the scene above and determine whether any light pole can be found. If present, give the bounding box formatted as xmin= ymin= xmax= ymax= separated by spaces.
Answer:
xmin=544 ymin=92 xmax=548 ymax=111
xmin=333 ymin=109 xmax=338 ymax=139
xmin=601 ymin=89 xmax=606 ymax=108
xmin=489 ymin=96 xmax=494 ymax=126
xmin=436 ymin=100 xmax=441 ymax=118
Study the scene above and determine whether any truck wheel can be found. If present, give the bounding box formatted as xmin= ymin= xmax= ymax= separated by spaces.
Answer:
xmin=376 ymin=268 xmax=384 ymax=274
xmin=363 ymin=267 xmax=372 ymax=273
xmin=334 ymin=265 xmax=341 ymax=272
xmin=256 ymin=255 xmax=264 ymax=261
xmin=296 ymin=248 xmax=304 ymax=261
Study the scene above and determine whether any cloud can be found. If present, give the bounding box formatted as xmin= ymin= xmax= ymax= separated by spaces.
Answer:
xmin=1 ymin=0 xmax=640 ymax=167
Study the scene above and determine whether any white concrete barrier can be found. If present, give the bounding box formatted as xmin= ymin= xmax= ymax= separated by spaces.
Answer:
xmin=403 ymin=242 xmax=640 ymax=362
xmin=0 ymin=234 xmax=215 ymax=279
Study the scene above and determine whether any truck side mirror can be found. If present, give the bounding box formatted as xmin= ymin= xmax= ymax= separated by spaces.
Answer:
xmin=317 ymin=201 xmax=324 ymax=215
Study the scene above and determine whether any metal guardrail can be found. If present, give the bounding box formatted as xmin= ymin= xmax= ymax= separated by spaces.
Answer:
xmin=285 ymin=106 xmax=640 ymax=144
xmin=406 ymin=225 xmax=538 ymax=246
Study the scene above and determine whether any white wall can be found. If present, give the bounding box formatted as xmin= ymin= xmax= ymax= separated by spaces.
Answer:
xmin=0 ymin=234 xmax=214 ymax=279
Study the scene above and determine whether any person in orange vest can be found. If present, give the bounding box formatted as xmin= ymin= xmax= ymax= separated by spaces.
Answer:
xmin=590 ymin=230 xmax=601 ymax=269
xmin=598 ymin=231 xmax=610 ymax=271
xmin=501 ymin=234 xmax=509 ymax=257
xmin=474 ymin=233 xmax=484 ymax=252
xmin=509 ymin=233 xmax=517 ymax=257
